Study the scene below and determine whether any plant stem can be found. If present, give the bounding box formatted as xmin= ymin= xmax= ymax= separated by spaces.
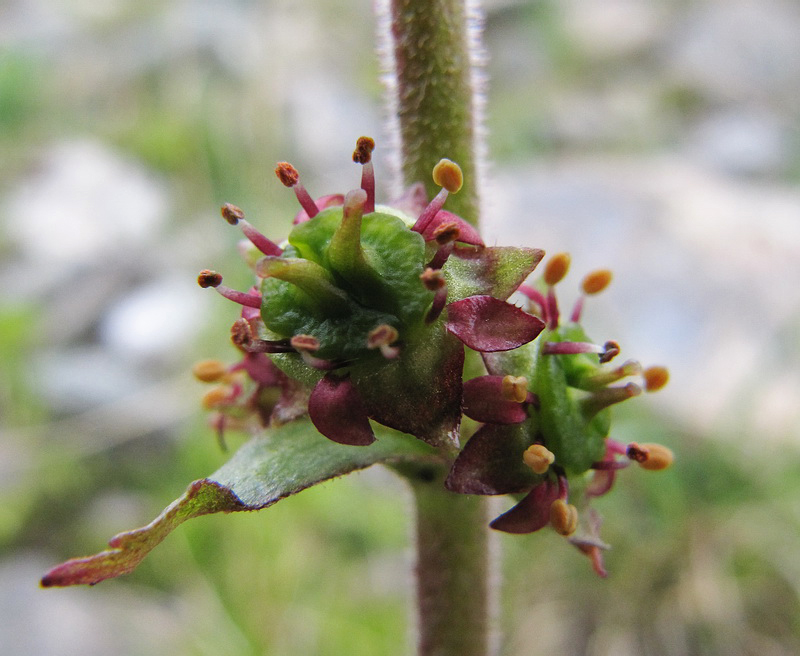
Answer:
xmin=385 ymin=0 xmax=483 ymax=226
xmin=403 ymin=464 xmax=490 ymax=656
xmin=382 ymin=1 xmax=490 ymax=653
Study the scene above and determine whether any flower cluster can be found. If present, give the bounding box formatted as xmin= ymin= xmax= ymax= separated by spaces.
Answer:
xmin=197 ymin=138 xmax=543 ymax=448
xmin=195 ymin=138 xmax=673 ymax=576
xmin=445 ymin=253 xmax=672 ymax=576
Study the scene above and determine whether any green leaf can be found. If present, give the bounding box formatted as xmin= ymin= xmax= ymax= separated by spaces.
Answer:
xmin=41 ymin=420 xmax=437 ymax=587
xmin=444 ymin=246 xmax=544 ymax=302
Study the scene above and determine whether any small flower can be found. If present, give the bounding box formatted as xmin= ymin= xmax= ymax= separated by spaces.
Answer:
xmin=198 ymin=139 xmax=545 ymax=448
xmin=447 ymin=253 xmax=672 ymax=576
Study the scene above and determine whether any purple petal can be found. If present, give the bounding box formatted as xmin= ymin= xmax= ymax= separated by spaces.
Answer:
xmin=446 ymin=296 xmax=545 ymax=352
xmin=445 ymin=422 xmax=537 ymax=495
xmin=462 ymin=376 xmax=527 ymax=424
xmin=489 ymin=478 xmax=560 ymax=534
xmin=417 ymin=210 xmax=484 ymax=246
xmin=308 ymin=374 xmax=375 ymax=446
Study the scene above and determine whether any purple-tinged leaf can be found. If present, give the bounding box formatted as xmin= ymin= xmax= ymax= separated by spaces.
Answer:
xmin=446 ymin=422 xmax=538 ymax=495
xmin=462 ymin=376 xmax=528 ymax=424
xmin=444 ymin=246 xmax=544 ymax=302
xmin=309 ymin=374 xmax=375 ymax=446
xmin=41 ymin=481 xmax=245 ymax=587
xmin=446 ymin=296 xmax=545 ymax=352
xmin=417 ymin=210 xmax=484 ymax=246
xmin=489 ymin=478 xmax=560 ymax=534
xmin=41 ymin=420 xmax=436 ymax=587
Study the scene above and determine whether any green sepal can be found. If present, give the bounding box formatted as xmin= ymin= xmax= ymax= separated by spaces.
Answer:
xmin=40 ymin=419 xmax=438 ymax=587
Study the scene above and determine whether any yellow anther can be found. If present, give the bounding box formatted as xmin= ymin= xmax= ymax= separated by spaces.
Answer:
xmin=543 ymin=253 xmax=571 ymax=286
xmin=432 ymin=159 xmax=463 ymax=193
xmin=522 ymin=444 xmax=555 ymax=475
xmin=549 ymin=499 xmax=579 ymax=536
xmin=637 ymin=443 xmax=674 ymax=471
xmin=192 ymin=359 xmax=228 ymax=383
xmin=643 ymin=366 xmax=669 ymax=392
xmin=201 ymin=386 xmax=231 ymax=410
xmin=501 ymin=375 xmax=528 ymax=403
xmin=581 ymin=269 xmax=613 ymax=295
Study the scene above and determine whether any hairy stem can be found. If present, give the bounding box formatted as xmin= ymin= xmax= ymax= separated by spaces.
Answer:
xmin=384 ymin=0 xmax=483 ymax=226
xmin=399 ymin=463 xmax=490 ymax=656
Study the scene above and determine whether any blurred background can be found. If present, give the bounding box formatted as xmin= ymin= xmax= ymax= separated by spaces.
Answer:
xmin=1 ymin=0 xmax=799 ymax=654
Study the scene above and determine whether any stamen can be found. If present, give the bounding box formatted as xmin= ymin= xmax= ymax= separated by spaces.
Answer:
xmin=192 ymin=359 xmax=228 ymax=383
xmin=198 ymin=270 xmax=262 ymax=308
xmin=275 ymin=162 xmax=319 ymax=218
xmin=572 ymin=266 xmax=614 ymax=320
xmin=197 ymin=270 xmax=223 ymax=288
xmin=201 ymin=386 xmax=232 ymax=410
xmin=427 ymin=242 xmax=454 ymax=270
xmin=501 ymin=375 xmax=528 ymax=403
xmin=221 ymin=203 xmax=282 ymax=256
xmin=230 ymin=318 xmax=293 ymax=353
xmin=433 ymin=221 xmax=461 ymax=245
xmin=523 ymin=444 xmax=555 ymax=474
xmin=643 ymin=366 xmax=669 ymax=392
xmin=432 ymin=158 xmax=463 ymax=193
xmin=582 ymin=269 xmax=613 ymax=295
xmin=290 ymin=334 xmax=321 ymax=352
xmin=544 ymin=253 xmax=570 ymax=286
xmin=626 ymin=442 xmax=674 ymax=470
xmin=543 ymin=253 xmax=570 ymax=328
xmin=352 ymin=136 xmax=376 ymax=213
xmin=367 ymin=324 xmax=400 ymax=359
xmin=291 ymin=334 xmax=339 ymax=370
xmin=221 ymin=202 xmax=245 ymax=225
xmin=412 ymin=159 xmax=463 ymax=234
xmin=542 ymin=341 xmax=605 ymax=356
xmin=550 ymin=499 xmax=579 ymax=536
xmin=421 ymin=268 xmax=448 ymax=324
xmin=599 ymin=340 xmax=620 ymax=363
